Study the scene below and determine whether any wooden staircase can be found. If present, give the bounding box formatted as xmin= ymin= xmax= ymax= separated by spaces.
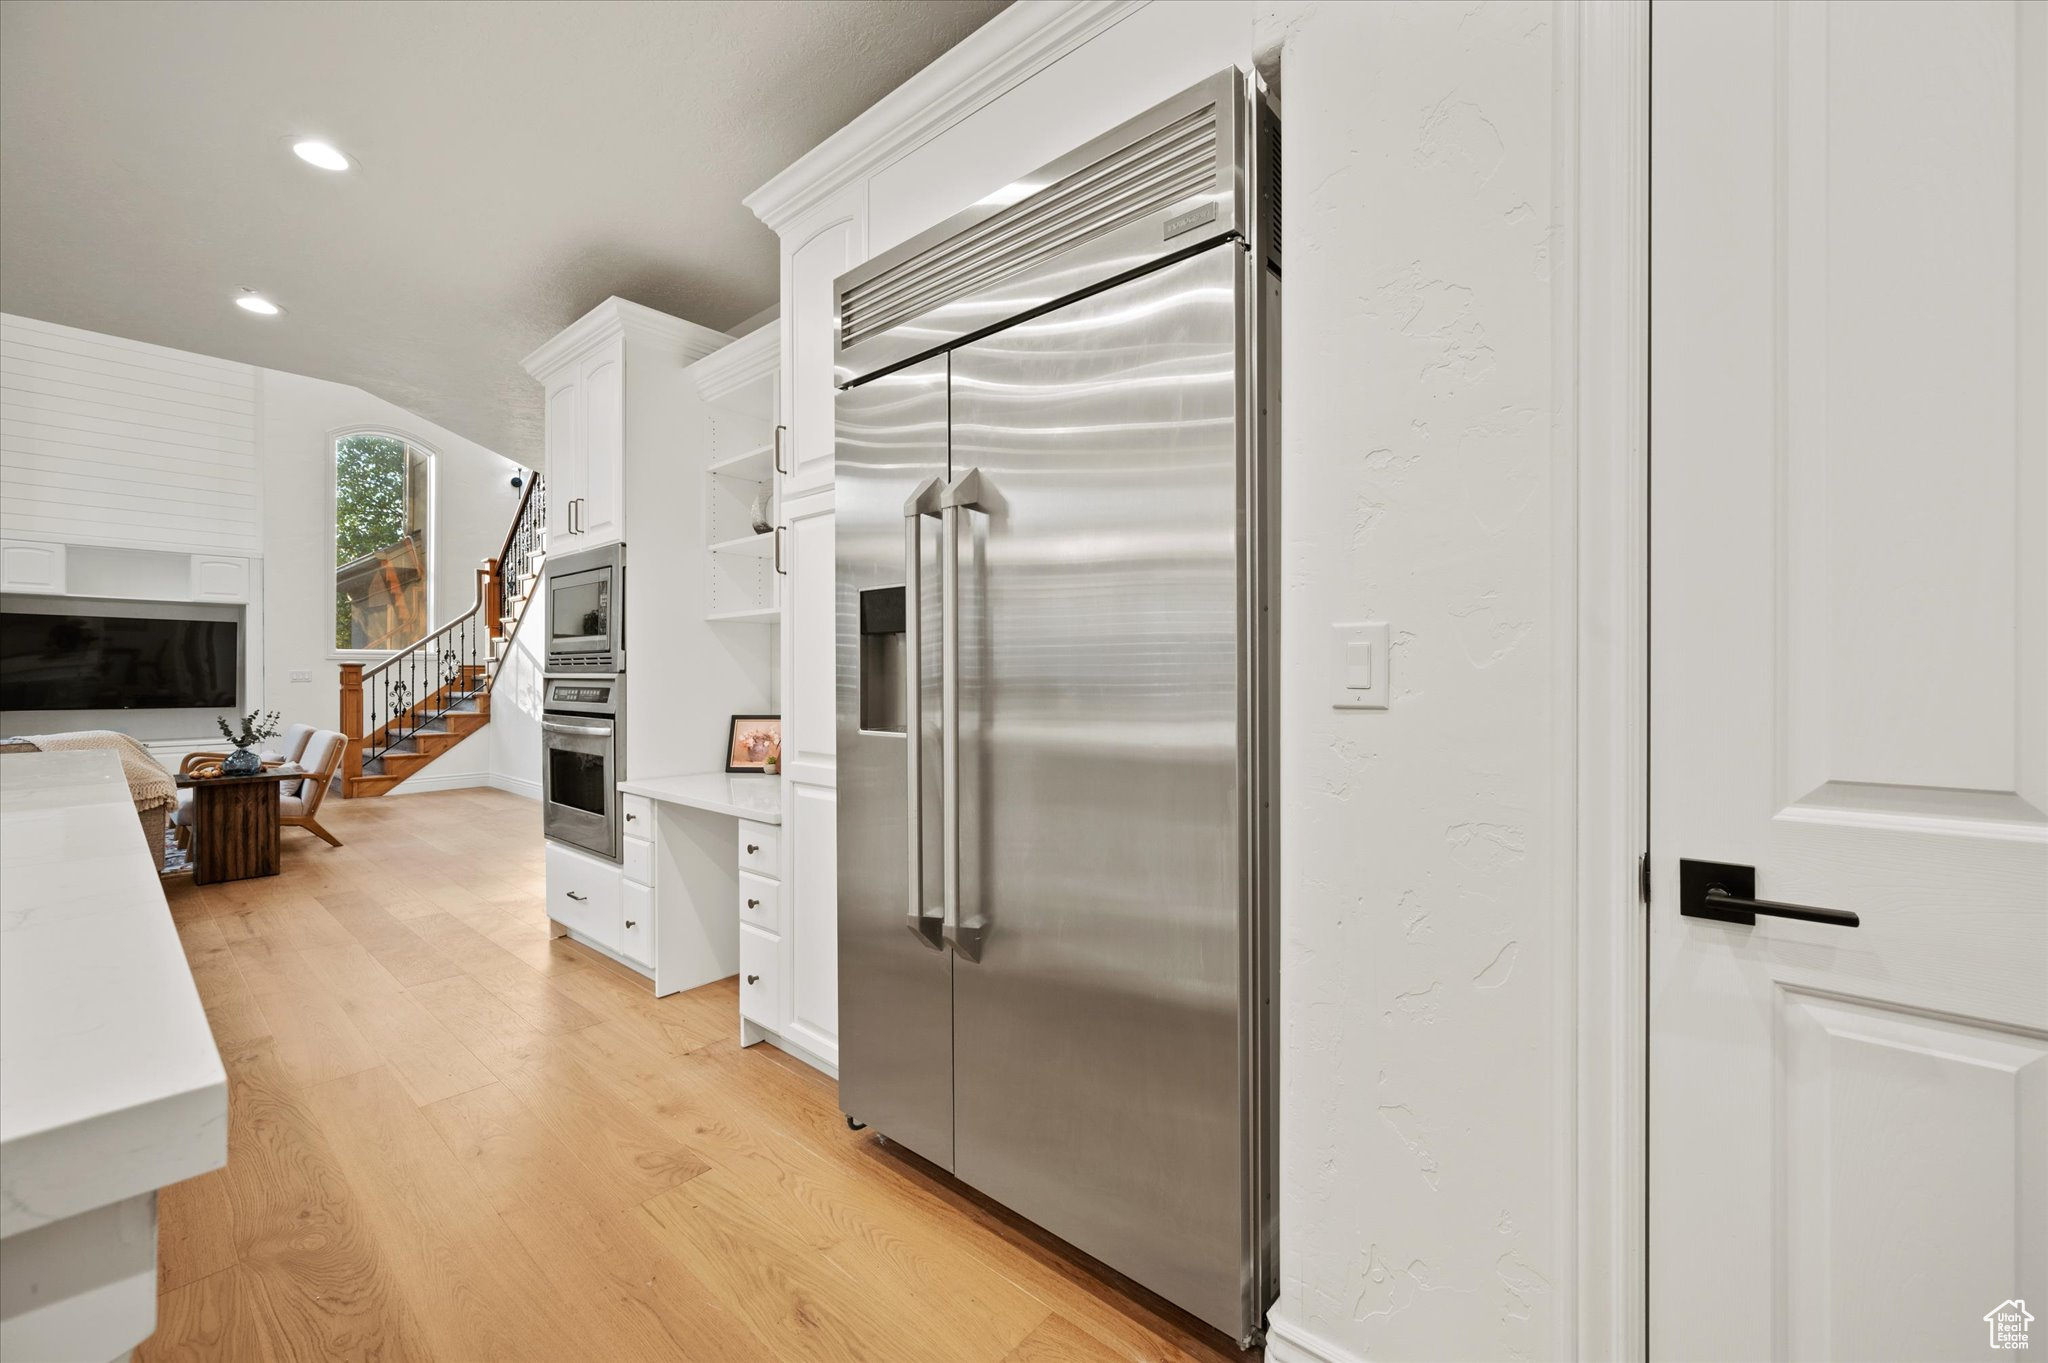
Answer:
xmin=339 ymin=475 xmax=544 ymax=798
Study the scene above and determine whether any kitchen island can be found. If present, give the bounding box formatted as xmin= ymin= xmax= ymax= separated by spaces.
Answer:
xmin=0 ymin=750 xmax=228 ymax=1363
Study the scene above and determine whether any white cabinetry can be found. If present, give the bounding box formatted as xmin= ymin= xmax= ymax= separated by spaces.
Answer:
xmin=782 ymin=783 xmax=838 ymax=1064
xmin=534 ymin=335 xmax=622 ymax=548
xmin=574 ymin=339 xmax=625 ymax=546
xmin=687 ymin=322 xmax=782 ymax=624
xmin=545 ymin=841 xmax=622 ymax=953
xmin=523 ymin=300 xmax=710 ymax=551
xmin=734 ymin=0 xmax=1255 ymax=1081
xmin=618 ymin=791 xmax=655 ymax=968
xmin=0 ymin=541 xmax=65 ymax=594
xmin=779 ymin=489 xmax=837 ymax=784
xmin=777 ymin=185 xmax=865 ymax=500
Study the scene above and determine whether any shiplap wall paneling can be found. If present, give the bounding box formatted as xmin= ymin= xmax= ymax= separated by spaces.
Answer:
xmin=0 ymin=313 xmax=261 ymax=554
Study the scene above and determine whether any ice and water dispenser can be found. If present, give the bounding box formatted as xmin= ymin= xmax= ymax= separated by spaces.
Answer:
xmin=858 ymin=585 xmax=905 ymax=734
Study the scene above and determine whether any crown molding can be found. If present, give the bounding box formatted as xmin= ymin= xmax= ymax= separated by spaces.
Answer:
xmin=521 ymin=296 xmax=731 ymax=380
xmin=685 ymin=319 xmax=779 ymax=411
xmin=743 ymin=0 xmax=1148 ymax=235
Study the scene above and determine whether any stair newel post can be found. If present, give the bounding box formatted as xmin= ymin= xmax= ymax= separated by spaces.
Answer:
xmin=340 ymin=662 xmax=365 ymax=787
xmin=484 ymin=561 xmax=502 ymax=643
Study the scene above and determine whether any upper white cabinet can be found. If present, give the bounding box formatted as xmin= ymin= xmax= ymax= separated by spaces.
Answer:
xmin=0 ymin=540 xmax=65 ymax=594
xmin=777 ymin=184 xmax=866 ymax=500
xmin=575 ymin=339 xmax=625 ymax=546
xmin=523 ymin=300 xmax=718 ymax=551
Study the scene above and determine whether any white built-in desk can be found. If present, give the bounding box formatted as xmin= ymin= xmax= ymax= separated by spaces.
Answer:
xmin=0 ymin=750 xmax=228 ymax=1363
xmin=612 ymin=774 xmax=812 ymax=1064
xmin=617 ymin=772 xmax=782 ymax=824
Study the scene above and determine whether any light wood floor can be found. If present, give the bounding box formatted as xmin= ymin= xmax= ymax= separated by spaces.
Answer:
xmin=141 ymin=787 xmax=1249 ymax=1363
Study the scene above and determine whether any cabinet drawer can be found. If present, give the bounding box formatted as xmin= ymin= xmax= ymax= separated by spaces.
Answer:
xmin=739 ymin=925 xmax=782 ymax=1026
xmin=622 ymin=793 xmax=653 ymax=836
xmin=545 ymin=841 xmax=621 ymax=952
xmin=622 ymin=834 xmax=653 ymax=886
xmin=737 ymin=820 xmax=780 ymax=878
xmin=739 ymin=870 xmax=780 ymax=932
xmin=620 ymin=880 xmax=653 ymax=966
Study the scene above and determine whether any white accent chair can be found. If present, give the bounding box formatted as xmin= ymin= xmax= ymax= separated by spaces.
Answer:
xmin=283 ymin=729 xmax=346 ymax=848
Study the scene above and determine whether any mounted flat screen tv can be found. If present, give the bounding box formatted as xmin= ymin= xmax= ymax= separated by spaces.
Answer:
xmin=0 ymin=612 xmax=238 ymax=711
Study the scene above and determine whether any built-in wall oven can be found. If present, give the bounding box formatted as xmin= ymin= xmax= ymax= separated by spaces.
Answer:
xmin=541 ymin=675 xmax=624 ymax=860
xmin=545 ymin=543 xmax=623 ymax=673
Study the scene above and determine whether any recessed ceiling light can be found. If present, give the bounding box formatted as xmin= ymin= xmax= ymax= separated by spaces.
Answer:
xmin=291 ymin=139 xmax=350 ymax=171
xmin=235 ymin=292 xmax=281 ymax=316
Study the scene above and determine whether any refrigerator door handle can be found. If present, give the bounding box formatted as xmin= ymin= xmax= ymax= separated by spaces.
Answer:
xmin=904 ymin=477 xmax=946 ymax=950
xmin=940 ymin=468 xmax=991 ymax=961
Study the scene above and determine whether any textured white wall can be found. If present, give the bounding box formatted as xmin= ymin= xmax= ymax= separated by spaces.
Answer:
xmin=1259 ymin=3 xmax=1572 ymax=1360
xmin=258 ymin=367 xmax=518 ymax=789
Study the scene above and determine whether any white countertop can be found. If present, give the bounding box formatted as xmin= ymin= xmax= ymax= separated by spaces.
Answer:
xmin=0 ymin=751 xmax=228 ymax=1239
xmin=617 ymin=772 xmax=782 ymax=824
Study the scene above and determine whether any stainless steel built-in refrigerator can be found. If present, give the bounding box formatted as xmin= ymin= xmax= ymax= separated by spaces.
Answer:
xmin=836 ymin=70 xmax=1279 ymax=1347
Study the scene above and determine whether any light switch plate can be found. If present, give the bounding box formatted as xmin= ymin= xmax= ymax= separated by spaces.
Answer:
xmin=1331 ymin=622 xmax=1390 ymax=710
xmin=289 ymin=669 xmax=313 ymax=684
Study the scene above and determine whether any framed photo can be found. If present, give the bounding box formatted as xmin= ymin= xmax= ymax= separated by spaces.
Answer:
xmin=725 ymin=715 xmax=782 ymax=773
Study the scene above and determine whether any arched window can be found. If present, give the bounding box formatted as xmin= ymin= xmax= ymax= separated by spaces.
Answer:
xmin=334 ymin=431 xmax=432 ymax=650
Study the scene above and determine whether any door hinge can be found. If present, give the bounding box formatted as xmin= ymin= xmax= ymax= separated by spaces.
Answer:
xmin=1638 ymin=853 xmax=1652 ymax=907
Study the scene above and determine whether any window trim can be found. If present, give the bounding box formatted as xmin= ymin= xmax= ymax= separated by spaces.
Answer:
xmin=327 ymin=424 xmax=441 ymax=661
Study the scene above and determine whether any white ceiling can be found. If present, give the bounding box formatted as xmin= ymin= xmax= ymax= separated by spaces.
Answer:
xmin=0 ymin=0 xmax=1007 ymax=460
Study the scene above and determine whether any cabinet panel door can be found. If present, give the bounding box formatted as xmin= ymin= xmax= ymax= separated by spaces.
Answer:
xmin=545 ymin=374 xmax=583 ymax=544
xmin=785 ymin=780 xmax=838 ymax=1065
xmin=578 ymin=339 xmax=625 ymax=545
xmin=781 ymin=491 xmax=836 ymax=784
xmin=780 ymin=187 xmax=865 ymax=498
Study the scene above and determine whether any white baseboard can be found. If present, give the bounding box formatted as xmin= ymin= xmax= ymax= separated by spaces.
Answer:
xmin=560 ymin=927 xmax=654 ymax=980
xmin=487 ymin=772 xmax=540 ymax=800
xmin=1265 ymin=1312 xmax=1368 ymax=1363
xmin=751 ymin=1025 xmax=839 ymax=1080
xmin=385 ymin=768 xmax=490 ymax=794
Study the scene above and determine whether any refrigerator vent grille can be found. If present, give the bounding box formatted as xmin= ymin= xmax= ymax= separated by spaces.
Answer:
xmin=839 ymin=104 xmax=1222 ymax=348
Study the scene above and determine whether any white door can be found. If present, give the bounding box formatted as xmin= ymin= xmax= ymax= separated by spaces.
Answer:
xmin=778 ymin=185 xmax=864 ymax=499
xmin=577 ymin=338 xmax=624 ymax=546
xmin=545 ymin=373 xmax=583 ymax=546
xmin=1651 ymin=4 xmax=2047 ymax=1360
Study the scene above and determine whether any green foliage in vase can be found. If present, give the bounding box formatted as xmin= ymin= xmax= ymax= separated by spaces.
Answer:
xmin=216 ymin=709 xmax=284 ymax=749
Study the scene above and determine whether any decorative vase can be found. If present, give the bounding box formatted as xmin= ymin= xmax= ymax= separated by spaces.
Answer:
xmin=750 ymin=492 xmax=772 ymax=535
xmin=223 ymin=745 xmax=261 ymax=776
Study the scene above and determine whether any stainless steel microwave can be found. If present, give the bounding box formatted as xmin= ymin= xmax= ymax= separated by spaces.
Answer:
xmin=544 ymin=543 xmax=623 ymax=672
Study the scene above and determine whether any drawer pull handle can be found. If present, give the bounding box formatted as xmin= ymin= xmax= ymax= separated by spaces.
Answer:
xmin=747 ymin=898 xmax=761 ymax=909
xmin=625 ymin=919 xmax=636 ymax=929
xmin=746 ymin=973 xmax=760 ymax=985
xmin=626 ymin=812 xmax=637 ymax=822
xmin=565 ymin=891 xmax=588 ymax=902
xmin=746 ymin=843 xmax=760 ymax=854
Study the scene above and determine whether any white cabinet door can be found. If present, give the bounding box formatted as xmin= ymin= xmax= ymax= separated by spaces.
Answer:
xmin=784 ymin=780 xmax=838 ymax=1066
xmin=544 ymin=372 xmax=584 ymax=547
xmin=577 ymin=337 xmax=625 ymax=546
xmin=545 ymin=841 xmax=621 ymax=952
xmin=779 ymin=184 xmax=865 ymax=499
xmin=0 ymin=541 xmax=65 ymax=594
xmin=1650 ymin=5 xmax=2048 ymax=1359
xmin=779 ymin=489 xmax=836 ymax=785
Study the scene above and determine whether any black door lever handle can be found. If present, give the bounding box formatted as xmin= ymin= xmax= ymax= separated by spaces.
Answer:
xmin=1679 ymin=859 xmax=1860 ymax=928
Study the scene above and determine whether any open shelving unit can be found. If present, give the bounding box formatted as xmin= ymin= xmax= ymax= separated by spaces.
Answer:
xmin=685 ymin=321 xmax=780 ymax=624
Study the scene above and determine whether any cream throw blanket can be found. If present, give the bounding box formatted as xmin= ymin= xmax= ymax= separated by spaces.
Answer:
xmin=7 ymin=730 xmax=178 ymax=813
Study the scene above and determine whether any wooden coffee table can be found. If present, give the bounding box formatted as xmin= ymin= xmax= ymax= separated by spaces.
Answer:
xmin=173 ymin=769 xmax=299 ymax=886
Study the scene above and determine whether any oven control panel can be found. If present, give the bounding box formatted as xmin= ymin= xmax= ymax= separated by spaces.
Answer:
xmin=542 ymin=674 xmax=621 ymax=720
